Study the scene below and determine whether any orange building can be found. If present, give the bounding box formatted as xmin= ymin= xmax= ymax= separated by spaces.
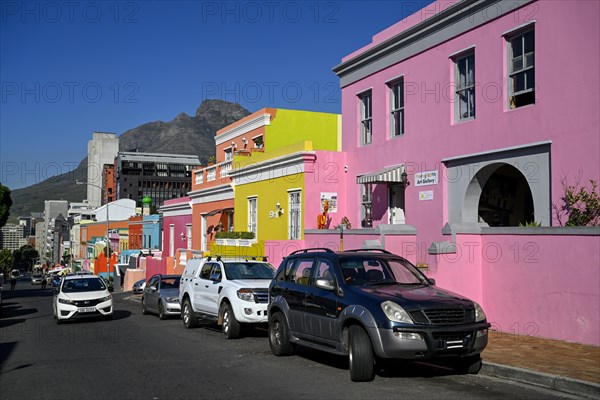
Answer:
xmin=128 ymin=215 xmax=143 ymax=249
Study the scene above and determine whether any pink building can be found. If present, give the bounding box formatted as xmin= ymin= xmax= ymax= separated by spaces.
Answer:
xmin=320 ymin=0 xmax=599 ymax=345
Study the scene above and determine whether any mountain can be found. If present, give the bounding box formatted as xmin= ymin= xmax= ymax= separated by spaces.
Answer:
xmin=8 ymin=100 xmax=251 ymax=221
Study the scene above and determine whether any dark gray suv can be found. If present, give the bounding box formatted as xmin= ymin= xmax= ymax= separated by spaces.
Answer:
xmin=268 ymin=248 xmax=491 ymax=381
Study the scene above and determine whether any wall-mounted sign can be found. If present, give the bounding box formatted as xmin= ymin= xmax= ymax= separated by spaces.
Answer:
xmin=320 ymin=192 xmax=338 ymax=212
xmin=419 ymin=190 xmax=434 ymax=201
xmin=415 ymin=170 xmax=438 ymax=186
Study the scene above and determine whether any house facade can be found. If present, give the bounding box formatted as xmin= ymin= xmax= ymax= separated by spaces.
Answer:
xmin=315 ymin=0 xmax=599 ymax=345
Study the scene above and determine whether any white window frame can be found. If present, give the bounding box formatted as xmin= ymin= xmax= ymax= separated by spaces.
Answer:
xmin=186 ymin=224 xmax=192 ymax=250
xmin=247 ymin=197 xmax=257 ymax=237
xmin=388 ymin=79 xmax=405 ymax=137
xmin=507 ymin=27 xmax=535 ymax=109
xmin=454 ymin=51 xmax=476 ymax=121
xmin=224 ymin=147 xmax=233 ymax=161
xmin=359 ymin=91 xmax=372 ymax=145
xmin=288 ymin=190 xmax=302 ymax=240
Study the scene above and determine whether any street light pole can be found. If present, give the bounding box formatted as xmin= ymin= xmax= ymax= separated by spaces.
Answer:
xmin=76 ymin=181 xmax=110 ymax=283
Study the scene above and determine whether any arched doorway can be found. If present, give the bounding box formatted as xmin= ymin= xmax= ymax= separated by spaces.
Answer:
xmin=469 ymin=164 xmax=534 ymax=226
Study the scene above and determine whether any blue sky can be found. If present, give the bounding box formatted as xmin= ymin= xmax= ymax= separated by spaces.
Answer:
xmin=0 ymin=0 xmax=435 ymax=190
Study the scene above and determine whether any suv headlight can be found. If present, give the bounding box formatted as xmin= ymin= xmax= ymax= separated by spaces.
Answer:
xmin=381 ymin=301 xmax=413 ymax=324
xmin=237 ymin=288 xmax=254 ymax=302
xmin=474 ymin=301 xmax=487 ymax=322
xmin=58 ymin=298 xmax=76 ymax=305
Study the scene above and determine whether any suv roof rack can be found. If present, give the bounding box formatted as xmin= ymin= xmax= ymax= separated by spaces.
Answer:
xmin=289 ymin=248 xmax=335 ymax=255
xmin=208 ymin=255 xmax=269 ymax=262
xmin=343 ymin=248 xmax=392 ymax=254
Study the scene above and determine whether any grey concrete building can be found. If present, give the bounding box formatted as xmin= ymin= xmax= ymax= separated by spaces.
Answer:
xmin=87 ymin=132 xmax=119 ymax=207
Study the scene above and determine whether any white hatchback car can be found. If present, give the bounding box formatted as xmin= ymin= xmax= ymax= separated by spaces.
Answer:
xmin=53 ymin=275 xmax=114 ymax=323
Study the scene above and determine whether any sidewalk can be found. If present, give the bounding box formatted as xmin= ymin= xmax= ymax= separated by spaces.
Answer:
xmin=481 ymin=330 xmax=600 ymax=398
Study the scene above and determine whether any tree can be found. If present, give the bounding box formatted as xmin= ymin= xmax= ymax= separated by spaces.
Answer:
xmin=13 ymin=245 xmax=40 ymax=270
xmin=553 ymin=172 xmax=600 ymax=226
xmin=0 ymin=249 xmax=13 ymax=279
xmin=0 ymin=184 xmax=12 ymax=228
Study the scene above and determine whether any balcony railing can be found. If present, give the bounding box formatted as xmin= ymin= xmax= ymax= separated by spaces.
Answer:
xmin=220 ymin=161 xmax=232 ymax=177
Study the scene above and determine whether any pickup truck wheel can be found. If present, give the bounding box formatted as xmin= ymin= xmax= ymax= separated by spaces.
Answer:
xmin=221 ymin=302 xmax=241 ymax=339
xmin=182 ymin=298 xmax=197 ymax=329
xmin=269 ymin=312 xmax=294 ymax=356
xmin=455 ymin=355 xmax=482 ymax=375
xmin=158 ymin=301 xmax=167 ymax=320
xmin=348 ymin=325 xmax=375 ymax=382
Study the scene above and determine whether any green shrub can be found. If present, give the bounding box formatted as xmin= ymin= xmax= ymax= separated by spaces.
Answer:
xmin=215 ymin=231 xmax=256 ymax=240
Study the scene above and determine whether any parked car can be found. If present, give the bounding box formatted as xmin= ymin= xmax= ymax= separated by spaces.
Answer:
xmin=132 ymin=279 xmax=146 ymax=294
xmin=268 ymin=248 xmax=491 ymax=382
xmin=142 ymin=275 xmax=181 ymax=319
xmin=179 ymin=256 xmax=276 ymax=338
xmin=53 ymin=274 xmax=114 ymax=323
xmin=31 ymin=275 xmax=44 ymax=285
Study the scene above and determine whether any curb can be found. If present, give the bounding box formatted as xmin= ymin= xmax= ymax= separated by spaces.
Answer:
xmin=481 ymin=362 xmax=600 ymax=399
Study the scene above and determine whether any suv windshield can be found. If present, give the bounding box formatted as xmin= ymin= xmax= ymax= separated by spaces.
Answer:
xmin=62 ymin=278 xmax=107 ymax=293
xmin=339 ymin=257 xmax=427 ymax=286
xmin=224 ymin=262 xmax=276 ymax=280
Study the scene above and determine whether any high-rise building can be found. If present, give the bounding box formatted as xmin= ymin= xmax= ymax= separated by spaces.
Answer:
xmin=0 ymin=224 xmax=27 ymax=250
xmin=87 ymin=132 xmax=119 ymax=207
xmin=115 ymin=152 xmax=200 ymax=209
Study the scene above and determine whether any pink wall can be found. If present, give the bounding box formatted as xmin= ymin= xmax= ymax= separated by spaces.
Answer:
xmin=162 ymin=197 xmax=192 ymax=257
xmin=145 ymin=256 xmax=166 ymax=280
xmin=304 ymin=151 xmax=348 ymax=230
xmin=479 ymin=234 xmax=599 ymax=346
xmin=340 ymin=0 xmax=600 ymax=258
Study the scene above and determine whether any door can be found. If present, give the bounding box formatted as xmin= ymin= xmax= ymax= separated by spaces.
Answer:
xmin=286 ymin=258 xmax=314 ymax=336
xmin=304 ymin=259 xmax=338 ymax=341
xmin=195 ymin=262 xmax=221 ymax=314
xmin=389 ymin=184 xmax=406 ymax=224
xmin=144 ymin=276 xmax=159 ymax=312
xmin=193 ymin=263 xmax=213 ymax=311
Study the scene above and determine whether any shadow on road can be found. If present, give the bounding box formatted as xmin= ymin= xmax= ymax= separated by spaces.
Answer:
xmin=0 ymin=342 xmax=18 ymax=370
xmin=0 ymin=305 xmax=38 ymax=319
xmin=2 ymin=288 xmax=55 ymax=300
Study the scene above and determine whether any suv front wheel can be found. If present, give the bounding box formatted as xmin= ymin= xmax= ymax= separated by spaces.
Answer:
xmin=348 ymin=325 xmax=375 ymax=382
xmin=269 ymin=311 xmax=294 ymax=356
xmin=182 ymin=298 xmax=198 ymax=329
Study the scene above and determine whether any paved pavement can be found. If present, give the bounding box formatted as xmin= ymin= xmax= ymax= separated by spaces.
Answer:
xmin=481 ymin=330 xmax=600 ymax=399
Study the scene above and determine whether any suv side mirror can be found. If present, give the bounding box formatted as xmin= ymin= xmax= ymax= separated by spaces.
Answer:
xmin=315 ymin=279 xmax=335 ymax=291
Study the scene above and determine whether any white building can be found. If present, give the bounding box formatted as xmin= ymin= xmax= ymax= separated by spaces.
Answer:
xmin=87 ymin=132 xmax=119 ymax=207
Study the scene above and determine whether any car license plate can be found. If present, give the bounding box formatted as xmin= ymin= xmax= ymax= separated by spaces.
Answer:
xmin=79 ymin=307 xmax=96 ymax=313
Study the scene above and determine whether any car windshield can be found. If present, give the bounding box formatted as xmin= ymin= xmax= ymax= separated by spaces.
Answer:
xmin=224 ymin=262 xmax=276 ymax=280
xmin=33 ymin=275 xmax=42 ymax=278
xmin=62 ymin=278 xmax=107 ymax=293
xmin=339 ymin=257 xmax=427 ymax=286
xmin=161 ymin=277 xmax=180 ymax=289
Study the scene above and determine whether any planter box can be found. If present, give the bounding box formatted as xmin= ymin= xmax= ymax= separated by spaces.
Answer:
xmin=215 ymin=238 xmax=256 ymax=247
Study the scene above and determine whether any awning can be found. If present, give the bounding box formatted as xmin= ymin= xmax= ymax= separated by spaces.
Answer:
xmin=206 ymin=207 xmax=234 ymax=217
xmin=356 ymin=164 xmax=406 ymax=184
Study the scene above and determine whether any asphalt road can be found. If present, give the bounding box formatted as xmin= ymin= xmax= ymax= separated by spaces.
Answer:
xmin=0 ymin=284 xmax=584 ymax=400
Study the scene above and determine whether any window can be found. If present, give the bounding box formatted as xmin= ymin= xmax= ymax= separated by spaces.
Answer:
xmin=291 ymin=259 xmax=314 ymax=285
xmin=455 ymin=52 xmax=475 ymax=120
xmin=200 ymin=263 xmax=214 ymax=280
xmin=288 ymin=190 xmax=301 ymax=240
xmin=508 ymin=28 xmax=535 ymax=108
xmin=359 ymin=91 xmax=372 ymax=145
xmin=248 ymin=197 xmax=257 ymax=236
xmin=389 ymin=79 xmax=404 ymax=136
xmin=186 ymin=224 xmax=192 ymax=250
xmin=224 ymin=148 xmax=233 ymax=161
xmin=252 ymin=135 xmax=264 ymax=149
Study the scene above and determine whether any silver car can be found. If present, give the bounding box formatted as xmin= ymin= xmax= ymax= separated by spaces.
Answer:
xmin=132 ymin=278 xmax=146 ymax=294
xmin=141 ymin=274 xmax=181 ymax=319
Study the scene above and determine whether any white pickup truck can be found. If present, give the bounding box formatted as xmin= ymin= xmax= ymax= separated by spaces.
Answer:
xmin=179 ymin=256 xmax=276 ymax=339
